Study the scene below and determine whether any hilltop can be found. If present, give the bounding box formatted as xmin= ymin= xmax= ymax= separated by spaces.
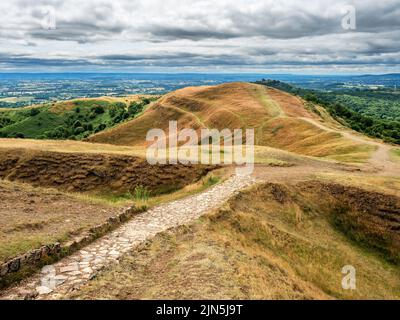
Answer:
xmin=88 ymin=82 xmax=374 ymax=163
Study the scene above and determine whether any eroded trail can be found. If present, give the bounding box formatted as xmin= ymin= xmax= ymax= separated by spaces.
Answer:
xmin=300 ymin=117 xmax=400 ymax=176
xmin=1 ymin=174 xmax=255 ymax=300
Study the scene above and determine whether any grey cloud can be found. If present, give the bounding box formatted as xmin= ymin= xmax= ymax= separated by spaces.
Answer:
xmin=142 ymin=26 xmax=239 ymax=41
xmin=0 ymin=0 xmax=399 ymax=72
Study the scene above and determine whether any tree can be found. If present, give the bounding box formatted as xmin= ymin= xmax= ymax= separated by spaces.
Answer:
xmin=95 ymin=123 xmax=106 ymax=132
xmin=92 ymin=105 xmax=105 ymax=114
xmin=73 ymin=120 xmax=82 ymax=128
xmin=74 ymin=126 xmax=85 ymax=135
xmin=128 ymin=101 xmax=144 ymax=116
xmin=29 ymin=108 xmax=40 ymax=116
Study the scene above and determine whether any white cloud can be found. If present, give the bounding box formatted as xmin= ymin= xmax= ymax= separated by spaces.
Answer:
xmin=0 ymin=0 xmax=399 ymax=72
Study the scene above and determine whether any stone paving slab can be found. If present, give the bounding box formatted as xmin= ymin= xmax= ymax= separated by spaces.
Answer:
xmin=1 ymin=174 xmax=255 ymax=300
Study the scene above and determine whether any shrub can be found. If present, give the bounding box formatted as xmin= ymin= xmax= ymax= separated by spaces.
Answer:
xmin=29 ymin=108 xmax=40 ymax=116
xmin=92 ymin=105 xmax=105 ymax=114
xmin=74 ymin=126 xmax=85 ymax=135
xmin=73 ymin=120 xmax=82 ymax=128
xmin=203 ymin=175 xmax=219 ymax=187
xmin=128 ymin=101 xmax=145 ymax=116
xmin=131 ymin=185 xmax=151 ymax=200
xmin=95 ymin=123 xmax=107 ymax=132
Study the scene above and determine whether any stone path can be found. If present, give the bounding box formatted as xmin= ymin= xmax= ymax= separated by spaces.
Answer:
xmin=1 ymin=174 xmax=255 ymax=300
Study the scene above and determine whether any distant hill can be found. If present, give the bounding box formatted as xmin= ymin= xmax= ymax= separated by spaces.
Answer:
xmin=0 ymin=95 xmax=157 ymax=140
xmin=88 ymin=82 xmax=372 ymax=161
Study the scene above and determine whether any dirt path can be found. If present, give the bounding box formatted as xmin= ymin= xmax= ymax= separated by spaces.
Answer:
xmin=300 ymin=117 xmax=400 ymax=176
xmin=0 ymin=174 xmax=255 ymax=300
xmin=2 ymin=114 xmax=399 ymax=300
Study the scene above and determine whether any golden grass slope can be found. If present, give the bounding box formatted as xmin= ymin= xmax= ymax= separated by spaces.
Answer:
xmin=67 ymin=181 xmax=400 ymax=300
xmin=88 ymin=83 xmax=372 ymax=162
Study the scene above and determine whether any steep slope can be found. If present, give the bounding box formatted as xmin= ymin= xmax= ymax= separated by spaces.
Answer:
xmin=0 ymin=95 xmax=154 ymax=140
xmin=66 ymin=181 xmax=400 ymax=300
xmin=88 ymin=83 xmax=373 ymax=161
xmin=0 ymin=148 xmax=214 ymax=195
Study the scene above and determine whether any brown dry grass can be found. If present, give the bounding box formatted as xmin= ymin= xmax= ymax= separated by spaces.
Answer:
xmin=67 ymin=181 xmax=400 ymax=300
xmin=0 ymin=164 xmax=231 ymax=265
xmin=0 ymin=148 xmax=215 ymax=195
xmin=0 ymin=138 xmax=147 ymax=157
xmin=264 ymin=87 xmax=315 ymax=118
xmin=0 ymin=139 xmax=295 ymax=169
xmin=87 ymin=82 xmax=373 ymax=163
xmin=0 ymin=180 xmax=121 ymax=264
xmin=259 ymin=117 xmax=374 ymax=161
xmin=390 ymin=149 xmax=400 ymax=162
xmin=315 ymin=172 xmax=400 ymax=198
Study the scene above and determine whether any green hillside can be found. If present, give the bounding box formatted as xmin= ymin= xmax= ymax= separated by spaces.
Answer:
xmin=0 ymin=97 xmax=155 ymax=140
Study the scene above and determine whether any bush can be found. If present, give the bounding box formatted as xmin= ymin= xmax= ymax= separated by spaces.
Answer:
xmin=73 ymin=120 xmax=82 ymax=128
xmin=29 ymin=108 xmax=40 ymax=116
xmin=92 ymin=105 xmax=105 ymax=114
xmin=131 ymin=185 xmax=151 ymax=200
xmin=128 ymin=102 xmax=144 ymax=116
xmin=95 ymin=123 xmax=107 ymax=132
xmin=74 ymin=126 xmax=85 ymax=135
xmin=0 ymin=117 xmax=12 ymax=128
xmin=203 ymin=175 xmax=219 ymax=187
xmin=84 ymin=123 xmax=93 ymax=131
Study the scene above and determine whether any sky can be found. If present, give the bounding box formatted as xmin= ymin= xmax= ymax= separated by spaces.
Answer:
xmin=0 ymin=0 xmax=399 ymax=74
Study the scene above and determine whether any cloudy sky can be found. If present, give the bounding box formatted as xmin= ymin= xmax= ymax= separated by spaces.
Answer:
xmin=0 ymin=0 xmax=399 ymax=73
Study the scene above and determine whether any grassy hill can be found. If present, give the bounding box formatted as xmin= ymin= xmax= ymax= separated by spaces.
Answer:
xmin=89 ymin=82 xmax=374 ymax=162
xmin=256 ymin=79 xmax=400 ymax=144
xmin=0 ymin=96 xmax=156 ymax=140
xmin=67 ymin=181 xmax=400 ymax=300
xmin=0 ymin=83 xmax=399 ymax=299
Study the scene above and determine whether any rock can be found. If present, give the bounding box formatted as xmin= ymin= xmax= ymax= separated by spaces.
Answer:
xmin=0 ymin=263 xmax=8 ymax=276
xmin=36 ymin=286 xmax=53 ymax=295
xmin=41 ymin=265 xmax=56 ymax=274
xmin=8 ymin=258 xmax=20 ymax=272
xmin=81 ymin=267 xmax=93 ymax=274
xmin=32 ymin=249 xmax=42 ymax=261
xmin=59 ymin=264 xmax=79 ymax=273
